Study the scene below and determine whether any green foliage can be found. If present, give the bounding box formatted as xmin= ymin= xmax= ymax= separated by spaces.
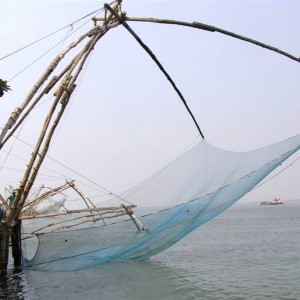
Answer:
xmin=0 ymin=79 xmax=11 ymax=97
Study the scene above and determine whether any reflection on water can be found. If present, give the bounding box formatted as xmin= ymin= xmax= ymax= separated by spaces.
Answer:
xmin=1 ymin=260 xmax=206 ymax=300
xmin=0 ymin=268 xmax=29 ymax=300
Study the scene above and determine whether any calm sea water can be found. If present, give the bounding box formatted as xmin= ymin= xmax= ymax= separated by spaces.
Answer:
xmin=1 ymin=201 xmax=300 ymax=300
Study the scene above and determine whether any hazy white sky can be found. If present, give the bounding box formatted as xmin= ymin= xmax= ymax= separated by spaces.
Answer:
xmin=0 ymin=0 xmax=299 ymax=205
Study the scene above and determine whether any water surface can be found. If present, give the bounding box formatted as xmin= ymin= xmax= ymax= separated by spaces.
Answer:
xmin=1 ymin=201 xmax=300 ymax=300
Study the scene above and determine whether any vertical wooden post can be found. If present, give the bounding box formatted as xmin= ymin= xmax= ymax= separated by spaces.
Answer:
xmin=11 ymin=220 xmax=22 ymax=268
xmin=0 ymin=222 xmax=9 ymax=273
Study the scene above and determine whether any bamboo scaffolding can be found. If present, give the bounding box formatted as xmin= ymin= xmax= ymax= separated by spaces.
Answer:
xmin=22 ymin=204 xmax=136 ymax=234
xmin=22 ymin=180 xmax=74 ymax=211
xmin=21 ymin=205 xmax=136 ymax=220
xmin=0 ymin=6 xmax=120 ymax=148
xmin=121 ymin=203 xmax=146 ymax=231
xmin=32 ymin=212 xmax=127 ymax=234
xmin=39 ymin=213 xmax=127 ymax=233
xmin=0 ymin=194 xmax=9 ymax=210
xmin=70 ymin=183 xmax=106 ymax=223
xmin=27 ymin=211 xmax=121 ymax=234
xmin=6 ymin=1 xmax=122 ymax=223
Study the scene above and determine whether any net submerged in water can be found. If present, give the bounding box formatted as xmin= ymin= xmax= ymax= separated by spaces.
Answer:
xmin=23 ymin=135 xmax=300 ymax=271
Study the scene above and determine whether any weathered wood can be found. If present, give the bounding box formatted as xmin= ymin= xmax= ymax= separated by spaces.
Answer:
xmin=6 ymin=19 xmax=120 ymax=223
xmin=70 ymin=183 xmax=106 ymax=223
xmin=0 ymin=194 xmax=9 ymax=210
xmin=106 ymin=16 xmax=300 ymax=63
xmin=121 ymin=204 xmax=146 ymax=231
xmin=0 ymin=1 xmax=124 ymax=271
xmin=0 ymin=60 xmax=73 ymax=148
xmin=45 ymin=212 xmax=128 ymax=232
xmin=5 ymin=89 xmax=67 ymax=223
xmin=15 ymin=88 xmax=74 ymax=220
xmin=0 ymin=8 xmax=122 ymax=149
xmin=11 ymin=220 xmax=22 ymax=268
xmin=21 ymin=204 xmax=136 ymax=220
xmin=22 ymin=180 xmax=75 ymax=211
xmin=0 ymin=223 xmax=9 ymax=273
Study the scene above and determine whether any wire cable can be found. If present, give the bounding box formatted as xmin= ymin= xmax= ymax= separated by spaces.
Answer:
xmin=0 ymin=7 xmax=105 ymax=62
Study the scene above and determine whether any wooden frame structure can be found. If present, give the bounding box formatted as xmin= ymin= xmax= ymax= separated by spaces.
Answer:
xmin=0 ymin=0 xmax=299 ymax=272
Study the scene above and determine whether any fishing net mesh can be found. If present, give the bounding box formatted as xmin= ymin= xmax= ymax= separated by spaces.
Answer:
xmin=23 ymin=135 xmax=300 ymax=271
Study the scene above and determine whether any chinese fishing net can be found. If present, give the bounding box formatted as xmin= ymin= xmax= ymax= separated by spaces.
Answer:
xmin=22 ymin=134 xmax=300 ymax=271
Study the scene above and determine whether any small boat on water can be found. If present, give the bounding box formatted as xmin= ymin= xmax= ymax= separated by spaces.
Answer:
xmin=260 ymin=198 xmax=283 ymax=205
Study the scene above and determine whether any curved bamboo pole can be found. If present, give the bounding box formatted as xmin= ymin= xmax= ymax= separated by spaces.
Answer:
xmin=124 ymin=17 xmax=300 ymax=63
xmin=22 ymin=180 xmax=75 ymax=211
xmin=8 ymin=33 xmax=105 ymax=223
xmin=105 ymin=4 xmax=205 ymax=139
xmin=0 ymin=63 xmax=73 ymax=149
xmin=6 ymin=2 xmax=122 ymax=223
xmin=0 ymin=18 xmax=119 ymax=149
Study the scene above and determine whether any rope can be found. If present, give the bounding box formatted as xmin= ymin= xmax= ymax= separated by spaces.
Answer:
xmin=49 ymin=49 xmax=94 ymax=148
xmin=0 ymin=138 xmax=111 ymax=195
xmin=30 ymin=143 xmax=300 ymax=236
xmin=119 ymin=134 xmax=201 ymax=200
xmin=46 ymin=155 xmax=134 ymax=206
xmin=8 ymin=18 xmax=92 ymax=82
xmin=251 ymin=155 xmax=300 ymax=191
xmin=0 ymin=125 xmax=24 ymax=172
xmin=0 ymin=7 xmax=105 ymax=62
xmin=1 ymin=132 xmax=134 ymax=206
xmin=105 ymin=4 xmax=205 ymax=139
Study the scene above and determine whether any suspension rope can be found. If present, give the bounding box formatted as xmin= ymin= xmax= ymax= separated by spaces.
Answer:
xmin=0 ymin=141 xmax=111 ymax=195
xmin=50 ymin=50 xmax=94 ymax=149
xmin=0 ymin=7 xmax=106 ymax=62
xmin=1 ymin=133 xmax=134 ymax=206
xmin=0 ymin=124 xmax=24 ymax=172
xmin=8 ymin=17 xmax=93 ymax=82
xmin=251 ymin=155 xmax=300 ymax=191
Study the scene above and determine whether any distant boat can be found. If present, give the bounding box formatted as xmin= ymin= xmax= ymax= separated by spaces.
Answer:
xmin=260 ymin=198 xmax=283 ymax=205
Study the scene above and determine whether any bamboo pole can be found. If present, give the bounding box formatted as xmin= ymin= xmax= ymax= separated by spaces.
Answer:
xmin=0 ymin=194 xmax=9 ymax=211
xmin=31 ymin=211 xmax=129 ymax=234
xmin=5 ymin=78 xmax=69 ymax=223
xmin=93 ymin=16 xmax=300 ymax=63
xmin=70 ymin=183 xmax=106 ymax=223
xmin=70 ymin=183 xmax=91 ymax=210
xmin=6 ymin=99 xmax=68 ymax=223
xmin=104 ymin=4 xmax=205 ymax=139
xmin=21 ymin=205 xmax=136 ymax=219
xmin=0 ymin=20 xmax=120 ymax=149
xmin=0 ymin=42 xmax=79 ymax=146
xmin=27 ymin=211 xmax=119 ymax=233
xmin=11 ymin=220 xmax=22 ymax=268
xmin=2 ymin=5 xmax=121 ymax=153
xmin=0 ymin=1 xmax=123 ymax=271
xmin=22 ymin=180 xmax=75 ymax=211
xmin=15 ymin=88 xmax=75 ymax=220
xmin=0 ymin=223 xmax=9 ymax=273
xmin=121 ymin=203 xmax=145 ymax=231
xmin=0 ymin=63 xmax=71 ymax=149
xmin=6 ymin=3 xmax=122 ymax=223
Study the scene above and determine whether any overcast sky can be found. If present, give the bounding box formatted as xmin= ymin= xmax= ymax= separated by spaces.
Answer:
xmin=0 ymin=0 xmax=299 ymax=206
